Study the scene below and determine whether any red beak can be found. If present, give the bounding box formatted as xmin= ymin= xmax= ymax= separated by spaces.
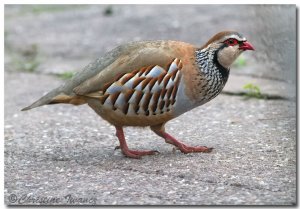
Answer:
xmin=239 ymin=41 xmax=255 ymax=51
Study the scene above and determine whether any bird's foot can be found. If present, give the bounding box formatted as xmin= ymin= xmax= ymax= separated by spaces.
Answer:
xmin=161 ymin=132 xmax=213 ymax=154
xmin=115 ymin=127 xmax=159 ymax=159
xmin=121 ymin=148 xmax=159 ymax=159
xmin=174 ymin=144 xmax=214 ymax=154
xmin=115 ymin=145 xmax=159 ymax=158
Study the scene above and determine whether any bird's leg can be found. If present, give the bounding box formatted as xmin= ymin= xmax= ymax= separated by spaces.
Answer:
xmin=151 ymin=125 xmax=213 ymax=154
xmin=115 ymin=126 xmax=158 ymax=159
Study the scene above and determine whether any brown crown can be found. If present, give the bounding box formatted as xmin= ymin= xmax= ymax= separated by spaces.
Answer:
xmin=200 ymin=31 xmax=242 ymax=49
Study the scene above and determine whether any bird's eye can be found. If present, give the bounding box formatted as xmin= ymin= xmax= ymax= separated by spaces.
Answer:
xmin=224 ymin=38 xmax=238 ymax=46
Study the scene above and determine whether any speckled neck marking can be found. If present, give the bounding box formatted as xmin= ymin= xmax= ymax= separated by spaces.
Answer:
xmin=194 ymin=48 xmax=230 ymax=103
xmin=195 ymin=47 xmax=229 ymax=82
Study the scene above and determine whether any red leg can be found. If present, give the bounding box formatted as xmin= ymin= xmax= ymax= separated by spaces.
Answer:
xmin=151 ymin=126 xmax=213 ymax=154
xmin=115 ymin=126 xmax=158 ymax=159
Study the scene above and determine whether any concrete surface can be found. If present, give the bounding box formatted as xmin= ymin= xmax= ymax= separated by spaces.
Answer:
xmin=4 ymin=5 xmax=296 ymax=205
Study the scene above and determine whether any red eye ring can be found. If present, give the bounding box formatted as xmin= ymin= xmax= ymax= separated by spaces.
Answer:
xmin=224 ymin=38 xmax=238 ymax=46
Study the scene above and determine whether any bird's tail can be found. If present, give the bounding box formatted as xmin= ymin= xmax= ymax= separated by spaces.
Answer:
xmin=21 ymin=87 xmax=86 ymax=111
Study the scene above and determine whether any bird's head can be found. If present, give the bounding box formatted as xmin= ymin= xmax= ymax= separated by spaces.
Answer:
xmin=201 ymin=31 xmax=255 ymax=69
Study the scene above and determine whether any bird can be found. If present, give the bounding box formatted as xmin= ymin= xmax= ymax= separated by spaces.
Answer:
xmin=22 ymin=31 xmax=254 ymax=158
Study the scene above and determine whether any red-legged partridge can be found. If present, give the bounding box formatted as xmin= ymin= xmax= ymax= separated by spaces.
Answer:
xmin=22 ymin=31 xmax=254 ymax=158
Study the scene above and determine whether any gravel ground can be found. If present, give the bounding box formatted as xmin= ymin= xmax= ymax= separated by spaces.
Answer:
xmin=4 ymin=5 xmax=296 ymax=205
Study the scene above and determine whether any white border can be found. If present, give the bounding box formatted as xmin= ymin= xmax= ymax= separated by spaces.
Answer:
xmin=2 ymin=0 xmax=299 ymax=4
xmin=1 ymin=2 xmax=299 ymax=209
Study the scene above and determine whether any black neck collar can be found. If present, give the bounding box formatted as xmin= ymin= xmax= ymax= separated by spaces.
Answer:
xmin=213 ymin=49 xmax=230 ymax=82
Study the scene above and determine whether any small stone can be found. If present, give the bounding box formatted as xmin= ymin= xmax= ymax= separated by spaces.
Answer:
xmin=5 ymin=125 xmax=13 ymax=129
